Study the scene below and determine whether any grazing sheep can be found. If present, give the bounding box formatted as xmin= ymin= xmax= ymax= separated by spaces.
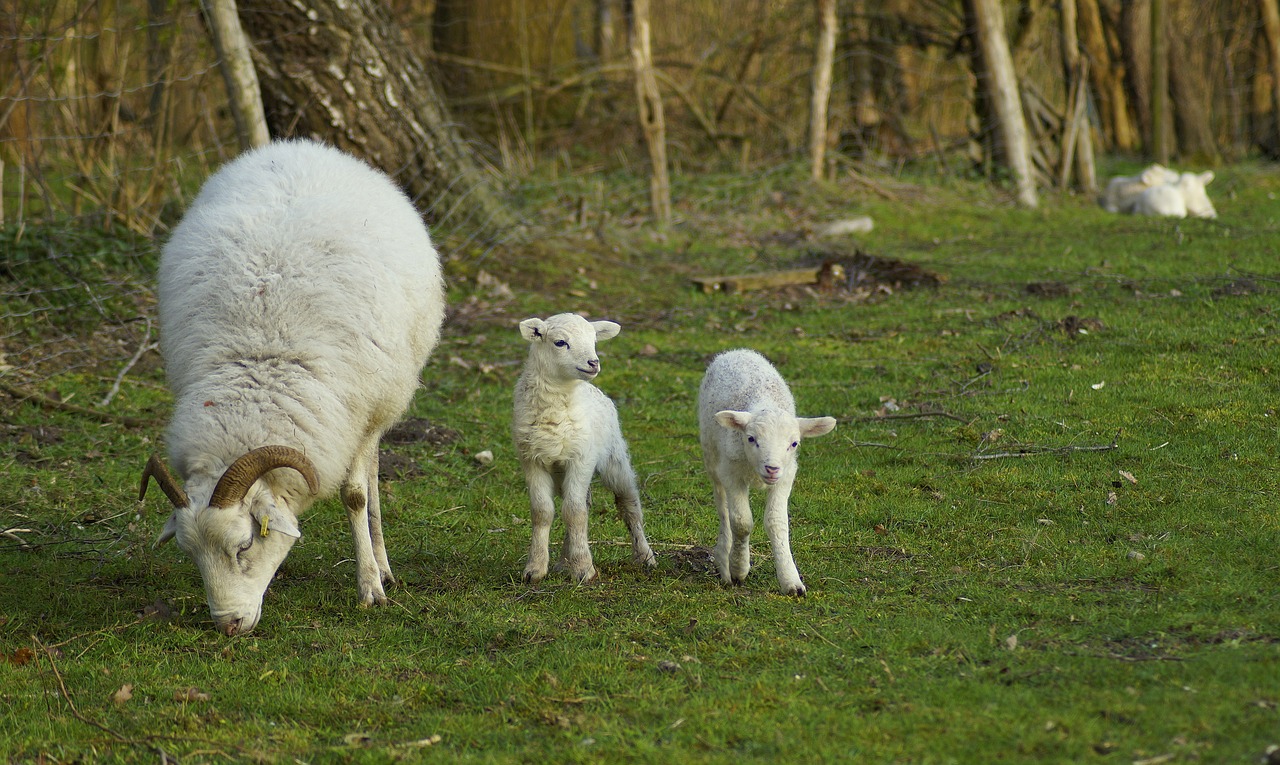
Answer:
xmin=1132 ymin=171 xmax=1217 ymax=219
xmin=139 ymin=139 xmax=445 ymax=635
xmin=512 ymin=313 xmax=656 ymax=584
xmin=1099 ymin=164 xmax=1180 ymax=213
xmin=698 ymin=349 xmax=836 ymax=596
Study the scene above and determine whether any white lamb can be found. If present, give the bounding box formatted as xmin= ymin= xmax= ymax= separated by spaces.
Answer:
xmin=1132 ymin=171 xmax=1217 ymax=219
xmin=698 ymin=349 xmax=836 ymax=596
xmin=1099 ymin=163 xmax=1180 ymax=213
xmin=512 ymin=313 xmax=656 ymax=584
xmin=139 ymin=139 xmax=445 ymax=635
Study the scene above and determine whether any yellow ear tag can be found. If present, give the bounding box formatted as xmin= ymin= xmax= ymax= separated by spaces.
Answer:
xmin=259 ymin=516 xmax=271 ymax=538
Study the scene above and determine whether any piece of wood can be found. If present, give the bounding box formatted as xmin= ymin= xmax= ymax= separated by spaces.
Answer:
xmin=692 ymin=267 xmax=824 ymax=294
xmin=968 ymin=0 xmax=1037 ymax=207
xmin=200 ymin=0 xmax=269 ymax=150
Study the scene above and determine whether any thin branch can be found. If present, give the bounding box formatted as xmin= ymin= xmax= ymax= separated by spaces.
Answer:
xmin=857 ymin=410 xmax=973 ymax=424
xmin=971 ymin=429 xmax=1121 ymax=460
xmin=100 ymin=317 xmax=157 ymax=407
xmin=0 ymin=380 xmax=153 ymax=428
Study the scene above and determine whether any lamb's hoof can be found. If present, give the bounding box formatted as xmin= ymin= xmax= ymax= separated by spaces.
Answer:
xmin=522 ymin=568 xmax=546 ymax=585
xmin=730 ymin=576 xmax=746 ymax=586
xmin=635 ymin=550 xmax=658 ymax=570
xmin=570 ymin=566 xmax=599 ymax=584
xmin=359 ymin=588 xmax=388 ymax=607
xmin=782 ymin=583 xmax=807 ymax=598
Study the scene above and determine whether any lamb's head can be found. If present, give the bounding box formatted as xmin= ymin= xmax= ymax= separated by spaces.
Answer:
xmin=714 ymin=409 xmax=837 ymax=485
xmin=519 ymin=313 xmax=621 ymax=384
xmin=1140 ymin=163 xmax=1181 ymax=187
xmin=141 ymin=446 xmax=319 ymax=636
xmin=1177 ymin=171 xmax=1217 ymax=219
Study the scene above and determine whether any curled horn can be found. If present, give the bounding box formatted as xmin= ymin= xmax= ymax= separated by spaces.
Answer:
xmin=209 ymin=445 xmax=320 ymax=509
xmin=139 ymin=454 xmax=190 ymax=508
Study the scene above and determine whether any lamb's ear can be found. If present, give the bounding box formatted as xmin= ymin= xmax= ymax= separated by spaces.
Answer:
xmin=715 ymin=410 xmax=753 ymax=431
xmin=1197 ymin=171 xmax=1214 ymax=186
xmin=519 ymin=318 xmax=546 ymax=342
xmin=1140 ymin=165 xmax=1166 ymax=185
xmin=592 ymin=321 xmax=621 ymax=341
xmin=798 ymin=416 xmax=838 ymax=439
xmin=155 ymin=512 xmax=180 ymax=547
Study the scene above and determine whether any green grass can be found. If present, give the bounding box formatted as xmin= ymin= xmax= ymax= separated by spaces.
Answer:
xmin=3 ymin=161 xmax=1279 ymax=763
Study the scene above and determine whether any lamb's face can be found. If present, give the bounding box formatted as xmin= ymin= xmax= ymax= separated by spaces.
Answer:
xmin=159 ymin=486 xmax=300 ymax=636
xmin=519 ymin=313 xmax=621 ymax=384
xmin=714 ymin=410 xmax=837 ymax=486
xmin=1179 ymin=171 xmax=1217 ymax=219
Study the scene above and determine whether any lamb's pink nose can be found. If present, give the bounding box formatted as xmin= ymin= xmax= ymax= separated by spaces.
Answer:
xmin=763 ymin=465 xmax=781 ymax=483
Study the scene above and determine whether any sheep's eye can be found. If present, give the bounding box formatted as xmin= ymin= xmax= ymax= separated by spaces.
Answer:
xmin=747 ymin=436 xmax=756 ymax=445
xmin=554 ymin=339 xmax=569 ymax=348
xmin=791 ymin=441 xmax=799 ymax=449
xmin=235 ymin=540 xmax=253 ymax=559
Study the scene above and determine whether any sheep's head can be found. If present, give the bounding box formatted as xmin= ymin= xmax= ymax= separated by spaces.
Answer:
xmin=141 ymin=447 xmax=319 ymax=636
xmin=714 ymin=409 xmax=837 ymax=485
xmin=519 ymin=313 xmax=620 ymax=383
xmin=1178 ymin=171 xmax=1217 ymax=219
xmin=1139 ymin=163 xmax=1181 ymax=187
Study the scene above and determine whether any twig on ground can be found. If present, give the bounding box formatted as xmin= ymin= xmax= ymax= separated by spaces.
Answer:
xmin=0 ymin=380 xmax=152 ymax=428
xmin=971 ymin=429 xmax=1121 ymax=460
xmin=100 ymin=317 xmax=157 ymax=407
xmin=858 ymin=410 xmax=972 ymax=424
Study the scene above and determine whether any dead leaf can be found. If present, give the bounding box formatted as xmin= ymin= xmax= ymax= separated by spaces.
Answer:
xmin=1118 ymin=470 xmax=1137 ymax=484
xmin=1005 ymin=634 xmax=1018 ymax=651
xmin=112 ymin=684 xmax=134 ymax=705
xmin=1106 ymin=491 xmax=1118 ymax=505
xmin=343 ymin=733 xmax=374 ymax=747
xmin=7 ymin=648 xmax=35 ymax=666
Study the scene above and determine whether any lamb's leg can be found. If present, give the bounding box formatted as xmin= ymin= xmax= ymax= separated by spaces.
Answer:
xmin=712 ymin=477 xmax=753 ymax=585
xmin=522 ymin=465 xmax=556 ymax=583
xmin=343 ymin=439 xmax=387 ymax=606
xmin=763 ymin=479 xmax=805 ymax=596
xmin=556 ymin=462 xmax=598 ymax=583
xmin=601 ymin=454 xmax=656 ymax=570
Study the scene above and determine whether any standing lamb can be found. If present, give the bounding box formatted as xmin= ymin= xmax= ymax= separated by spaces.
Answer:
xmin=1132 ymin=171 xmax=1217 ymax=219
xmin=512 ymin=313 xmax=656 ymax=584
xmin=698 ymin=349 xmax=836 ymax=596
xmin=139 ymin=139 xmax=445 ymax=635
xmin=1098 ymin=164 xmax=1180 ymax=213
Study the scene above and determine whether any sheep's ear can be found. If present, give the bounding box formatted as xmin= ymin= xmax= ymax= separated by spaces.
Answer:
xmin=798 ymin=416 xmax=837 ymax=439
xmin=155 ymin=512 xmax=180 ymax=547
xmin=1140 ymin=165 xmax=1166 ymax=185
xmin=251 ymin=503 xmax=301 ymax=540
xmin=592 ymin=321 xmax=621 ymax=341
xmin=519 ymin=318 xmax=546 ymax=341
xmin=1198 ymin=171 xmax=1214 ymax=186
xmin=715 ymin=410 xmax=752 ymax=431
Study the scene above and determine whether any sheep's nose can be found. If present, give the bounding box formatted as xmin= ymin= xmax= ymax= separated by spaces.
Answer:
xmin=763 ymin=465 xmax=781 ymax=481
xmin=221 ymin=618 xmax=243 ymax=637
xmin=587 ymin=358 xmax=599 ymax=371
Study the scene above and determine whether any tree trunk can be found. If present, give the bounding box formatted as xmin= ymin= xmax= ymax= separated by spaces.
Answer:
xmin=808 ymin=0 xmax=837 ymax=180
xmin=1167 ymin=2 xmax=1217 ymax=160
xmin=1119 ymin=0 xmax=1152 ymax=146
xmin=1150 ymin=0 xmax=1170 ymax=162
xmin=1077 ymin=0 xmax=1136 ymax=150
xmin=201 ymin=0 xmax=269 ymax=150
xmin=627 ymin=0 xmax=671 ymax=224
xmin=237 ymin=0 xmax=517 ymax=237
xmin=967 ymin=0 xmax=1037 ymax=207
xmin=1059 ymin=0 xmax=1097 ymax=192
xmin=1259 ymin=0 xmax=1280 ymax=150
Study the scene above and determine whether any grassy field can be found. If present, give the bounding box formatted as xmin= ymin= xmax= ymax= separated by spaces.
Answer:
xmin=2 ymin=160 xmax=1278 ymax=763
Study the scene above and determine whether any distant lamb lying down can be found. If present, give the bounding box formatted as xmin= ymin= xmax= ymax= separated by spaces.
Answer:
xmin=1132 ymin=171 xmax=1217 ymax=219
xmin=1099 ymin=164 xmax=1180 ymax=213
xmin=698 ymin=349 xmax=837 ymax=596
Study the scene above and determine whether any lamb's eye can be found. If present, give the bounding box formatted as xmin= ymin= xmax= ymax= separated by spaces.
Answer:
xmin=791 ymin=441 xmax=799 ymax=449
xmin=747 ymin=436 xmax=756 ymax=445
xmin=554 ymin=339 xmax=569 ymax=348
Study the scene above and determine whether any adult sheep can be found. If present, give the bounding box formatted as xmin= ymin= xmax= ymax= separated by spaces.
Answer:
xmin=140 ymin=139 xmax=445 ymax=636
xmin=698 ymin=349 xmax=836 ymax=596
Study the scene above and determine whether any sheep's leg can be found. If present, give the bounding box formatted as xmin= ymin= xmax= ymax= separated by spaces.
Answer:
xmin=364 ymin=446 xmax=394 ymax=586
xmin=522 ymin=465 xmax=556 ymax=584
xmin=556 ymin=462 xmax=597 ymax=583
xmin=343 ymin=441 xmax=387 ymax=606
xmin=712 ymin=477 xmax=753 ymax=585
xmin=601 ymin=453 xmax=656 ymax=570
xmin=763 ymin=480 xmax=805 ymax=596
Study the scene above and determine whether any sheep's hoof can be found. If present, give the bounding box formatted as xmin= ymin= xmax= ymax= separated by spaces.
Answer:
xmin=782 ymin=583 xmax=807 ymax=598
xmin=730 ymin=576 xmax=746 ymax=586
xmin=522 ymin=569 xmax=546 ymax=585
xmin=635 ymin=550 xmax=658 ymax=570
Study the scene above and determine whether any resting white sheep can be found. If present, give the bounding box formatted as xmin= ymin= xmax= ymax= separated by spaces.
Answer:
xmin=1132 ymin=171 xmax=1217 ymax=219
xmin=698 ymin=349 xmax=836 ymax=596
xmin=1099 ymin=164 xmax=1180 ymax=213
xmin=139 ymin=139 xmax=445 ymax=635
xmin=512 ymin=313 xmax=656 ymax=584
